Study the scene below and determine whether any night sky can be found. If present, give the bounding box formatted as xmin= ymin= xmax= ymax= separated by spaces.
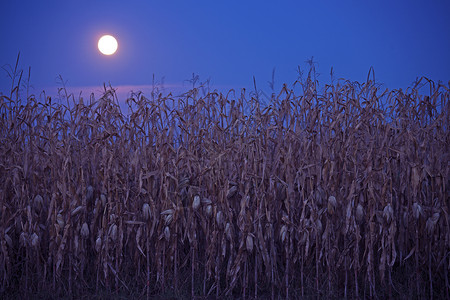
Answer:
xmin=1 ymin=0 xmax=449 ymax=99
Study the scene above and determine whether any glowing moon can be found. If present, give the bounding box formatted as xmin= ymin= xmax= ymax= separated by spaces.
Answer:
xmin=98 ymin=35 xmax=118 ymax=55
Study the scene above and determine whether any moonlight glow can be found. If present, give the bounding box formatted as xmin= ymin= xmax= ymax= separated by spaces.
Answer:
xmin=98 ymin=35 xmax=118 ymax=55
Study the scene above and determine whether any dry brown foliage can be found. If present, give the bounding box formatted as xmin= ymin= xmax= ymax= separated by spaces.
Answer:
xmin=0 ymin=73 xmax=449 ymax=299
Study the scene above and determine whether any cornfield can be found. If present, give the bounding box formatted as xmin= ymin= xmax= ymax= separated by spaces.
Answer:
xmin=0 ymin=70 xmax=449 ymax=299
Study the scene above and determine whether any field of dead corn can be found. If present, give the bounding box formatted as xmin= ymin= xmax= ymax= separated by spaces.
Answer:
xmin=0 ymin=73 xmax=449 ymax=299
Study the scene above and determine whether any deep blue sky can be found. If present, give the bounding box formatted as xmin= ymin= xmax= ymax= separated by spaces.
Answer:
xmin=1 ymin=0 xmax=449 ymax=98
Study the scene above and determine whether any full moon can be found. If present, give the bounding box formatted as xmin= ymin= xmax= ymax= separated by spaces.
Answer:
xmin=98 ymin=35 xmax=118 ymax=55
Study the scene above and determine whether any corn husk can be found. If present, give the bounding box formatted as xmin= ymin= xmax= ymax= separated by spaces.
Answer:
xmin=246 ymin=234 xmax=253 ymax=253
xmin=81 ymin=222 xmax=89 ymax=239
xmin=327 ymin=196 xmax=337 ymax=215
xmin=192 ymin=195 xmax=201 ymax=211
xmin=31 ymin=233 xmax=39 ymax=247
xmin=142 ymin=203 xmax=151 ymax=221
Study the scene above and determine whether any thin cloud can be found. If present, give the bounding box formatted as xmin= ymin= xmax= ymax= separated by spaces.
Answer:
xmin=31 ymin=83 xmax=186 ymax=101
xmin=34 ymin=82 xmax=240 ymax=101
